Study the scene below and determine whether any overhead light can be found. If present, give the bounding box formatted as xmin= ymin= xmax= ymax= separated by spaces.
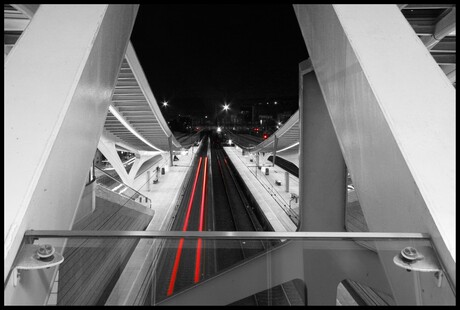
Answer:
xmin=109 ymin=105 xmax=162 ymax=152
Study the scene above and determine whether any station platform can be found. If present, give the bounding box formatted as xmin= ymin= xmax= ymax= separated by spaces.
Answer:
xmin=223 ymin=146 xmax=298 ymax=232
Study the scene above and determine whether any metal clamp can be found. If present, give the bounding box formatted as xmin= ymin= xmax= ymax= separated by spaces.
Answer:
xmin=393 ymin=246 xmax=444 ymax=287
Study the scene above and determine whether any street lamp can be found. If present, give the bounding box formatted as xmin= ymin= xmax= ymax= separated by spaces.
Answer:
xmin=162 ymin=101 xmax=168 ymax=107
xmin=222 ymin=103 xmax=230 ymax=127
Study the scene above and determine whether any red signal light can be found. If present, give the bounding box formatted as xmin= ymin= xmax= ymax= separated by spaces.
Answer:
xmin=263 ymin=134 xmax=268 ymax=139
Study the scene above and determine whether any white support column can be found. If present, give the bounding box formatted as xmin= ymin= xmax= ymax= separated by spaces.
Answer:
xmin=421 ymin=7 xmax=456 ymax=49
xmin=168 ymin=135 xmax=174 ymax=167
xmin=298 ymin=62 xmax=347 ymax=233
xmin=10 ymin=4 xmax=40 ymax=19
xmin=272 ymin=135 xmax=278 ymax=167
xmin=4 ymin=4 xmax=138 ymax=297
xmin=294 ymin=4 xmax=455 ymax=302
xmin=98 ymin=139 xmax=131 ymax=186
xmin=127 ymin=151 xmax=161 ymax=183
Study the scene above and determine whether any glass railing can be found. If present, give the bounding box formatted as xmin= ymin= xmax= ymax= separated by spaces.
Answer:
xmin=6 ymin=231 xmax=455 ymax=306
xmin=94 ymin=166 xmax=152 ymax=208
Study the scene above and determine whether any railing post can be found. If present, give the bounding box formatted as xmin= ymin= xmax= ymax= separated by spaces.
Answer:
xmin=168 ymin=134 xmax=173 ymax=167
xmin=285 ymin=171 xmax=289 ymax=193
xmin=147 ymin=171 xmax=151 ymax=191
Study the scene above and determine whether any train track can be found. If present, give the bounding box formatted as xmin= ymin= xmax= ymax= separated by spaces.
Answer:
xmin=152 ymin=131 xmax=302 ymax=305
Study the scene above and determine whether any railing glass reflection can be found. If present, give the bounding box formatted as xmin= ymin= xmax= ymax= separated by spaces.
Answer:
xmin=94 ymin=166 xmax=151 ymax=208
xmin=8 ymin=231 xmax=455 ymax=306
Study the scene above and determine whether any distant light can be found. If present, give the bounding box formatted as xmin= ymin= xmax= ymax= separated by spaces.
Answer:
xmin=162 ymin=101 xmax=168 ymax=107
xmin=263 ymin=133 xmax=268 ymax=139
xmin=205 ymin=115 xmax=208 ymax=118
xmin=274 ymin=101 xmax=278 ymax=105
xmin=260 ymin=119 xmax=263 ymax=125
xmin=223 ymin=104 xmax=229 ymax=111
xmin=228 ymin=139 xmax=232 ymax=145
xmin=217 ymin=127 xmax=222 ymax=132
xmin=278 ymin=122 xmax=282 ymax=126
xmin=266 ymin=102 xmax=269 ymax=105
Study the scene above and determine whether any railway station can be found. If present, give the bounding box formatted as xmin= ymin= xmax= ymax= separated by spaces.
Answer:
xmin=4 ymin=4 xmax=456 ymax=305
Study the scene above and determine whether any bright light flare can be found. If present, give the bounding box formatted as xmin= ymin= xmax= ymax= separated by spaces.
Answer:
xmin=217 ymin=127 xmax=222 ymax=132
xmin=162 ymin=101 xmax=168 ymax=107
xmin=223 ymin=104 xmax=229 ymax=111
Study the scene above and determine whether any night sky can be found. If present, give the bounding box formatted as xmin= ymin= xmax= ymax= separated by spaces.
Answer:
xmin=130 ymin=4 xmax=309 ymax=118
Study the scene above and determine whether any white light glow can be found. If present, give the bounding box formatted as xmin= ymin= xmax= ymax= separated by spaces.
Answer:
xmin=112 ymin=184 xmax=123 ymax=192
xmin=228 ymin=139 xmax=232 ymax=145
xmin=223 ymin=104 xmax=229 ymax=111
xmin=119 ymin=187 xmax=128 ymax=194
xmin=277 ymin=142 xmax=300 ymax=153
xmin=162 ymin=101 xmax=168 ymax=107
xmin=217 ymin=127 xmax=222 ymax=132
xmin=109 ymin=105 xmax=162 ymax=152
xmin=123 ymin=157 xmax=136 ymax=166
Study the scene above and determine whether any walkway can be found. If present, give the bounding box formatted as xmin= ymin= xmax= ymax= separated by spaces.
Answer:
xmin=223 ymin=146 xmax=298 ymax=232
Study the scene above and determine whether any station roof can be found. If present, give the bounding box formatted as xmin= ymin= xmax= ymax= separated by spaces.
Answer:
xmin=4 ymin=4 xmax=182 ymax=153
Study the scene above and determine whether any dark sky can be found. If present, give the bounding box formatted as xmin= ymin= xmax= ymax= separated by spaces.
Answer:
xmin=130 ymin=4 xmax=309 ymax=117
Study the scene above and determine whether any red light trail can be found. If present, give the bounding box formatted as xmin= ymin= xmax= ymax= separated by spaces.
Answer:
xmin=167 ymin=157 xmax=203 ymax=296
xmin=194 ymin=156 xmax=208 ymax=283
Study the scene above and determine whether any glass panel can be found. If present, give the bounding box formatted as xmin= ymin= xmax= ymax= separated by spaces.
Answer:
xmin=93 ymin=166 xmax=152 ymax=209
xmin=7 ymin=236 xmax=455 ymax=306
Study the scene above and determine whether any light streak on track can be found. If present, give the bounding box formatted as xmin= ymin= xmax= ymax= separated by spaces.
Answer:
xmin=195 ymin=156 xmax=208 ymax=283
xmin=167 ymin=157 xmax=203 ymax=296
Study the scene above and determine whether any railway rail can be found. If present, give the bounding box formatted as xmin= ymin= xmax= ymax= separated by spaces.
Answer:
xmin=152 ymin=131 xmax=303 ymax=305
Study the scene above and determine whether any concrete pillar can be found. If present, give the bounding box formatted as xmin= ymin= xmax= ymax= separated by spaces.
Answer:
xmin=298 ymin=63 xmax=347 ymax=232
xmin=168 ymin=135 xmax=173 ymax=167
xmin=294 ymin=4 xmax=455 ymax=302
xmin=127 ymin=151 xmax=161 ymax=183
xmin=272 ymin=135 xmax=278 ymax=167
xmin=4 ymin=3 xmax=138 ymax=300
xmin=98 ymin=139 xmax=131 ymax=186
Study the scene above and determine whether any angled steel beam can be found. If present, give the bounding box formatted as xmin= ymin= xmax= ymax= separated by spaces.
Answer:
xmin=421 ymin=7 xmax=456 ymax=49
xmin=10 ymin=4 xmax=40 ymax=19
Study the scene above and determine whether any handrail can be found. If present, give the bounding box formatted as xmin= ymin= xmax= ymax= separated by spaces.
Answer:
xmin=24 ymin=230 xmax=430 ymax=240
xmin=94 ymin=165 xmax=151 ymax=204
